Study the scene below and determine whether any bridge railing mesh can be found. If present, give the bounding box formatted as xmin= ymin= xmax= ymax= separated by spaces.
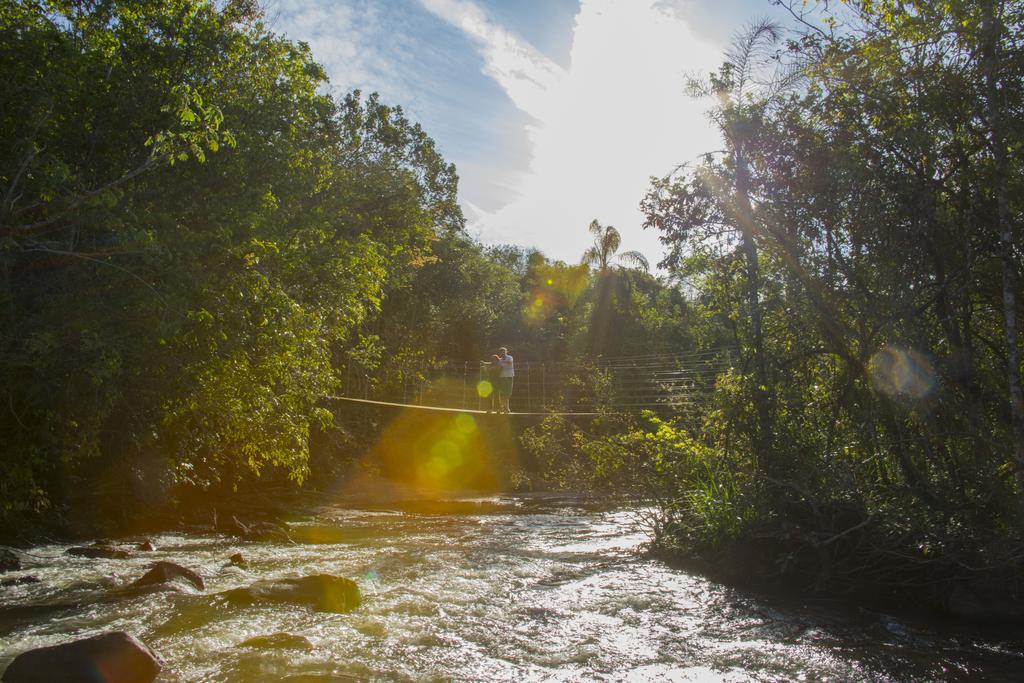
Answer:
xmin=339 ymin=350 xmax=735 ymax=414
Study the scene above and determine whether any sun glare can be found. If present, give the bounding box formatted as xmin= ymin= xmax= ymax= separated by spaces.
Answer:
xmin=359 ymin=380 xmax=520 ymax=492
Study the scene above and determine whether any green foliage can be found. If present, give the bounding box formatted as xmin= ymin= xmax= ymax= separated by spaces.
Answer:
xmin=520 ymin=407 xmax=756 ymax=547
xmin=0 ymin=0 xmax=697 ymax=527
xmin=0 ymin=0 xmax=456 ymax=519
xmin=638 ymin=0 xmax=1024 ymax=584
xmin=519 ymin=415 xmax=588 ymax=489
xmin=580 ymin=219 xmax=649 ymax=273
xmin=586 ymin=412 xmax=756 ymax=548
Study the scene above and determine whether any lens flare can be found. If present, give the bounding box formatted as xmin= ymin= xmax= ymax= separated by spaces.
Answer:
xmin=477 ymin=380 xmax=493 ymax=398
xmin=454 ymin=413 xmax=477 ymax=434
xmin=355 ymin=379 xmax=520 ymax=493
xmin=522 ymin=263 xmax=589 ymax=327
xmin=869 ymin=345 xmax=936 ymax=400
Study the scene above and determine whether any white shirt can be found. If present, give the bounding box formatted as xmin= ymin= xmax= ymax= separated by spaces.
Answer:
xmin=498 ymin=354 xmax=514 ymax=377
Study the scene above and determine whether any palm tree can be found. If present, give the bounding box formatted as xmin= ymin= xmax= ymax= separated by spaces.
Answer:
xmin=580 ymin=220 xmax=648 ymax=273
xmin=579 ymin=220 xmax=648 ymax=356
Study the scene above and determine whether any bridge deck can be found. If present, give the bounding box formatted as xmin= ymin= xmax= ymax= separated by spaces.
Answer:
xmin=330 ymin=395 xmax=603 ymax=416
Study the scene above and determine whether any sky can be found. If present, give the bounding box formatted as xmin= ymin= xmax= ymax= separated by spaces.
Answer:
xmin=268 ymin=0 xmax=785 ymax=267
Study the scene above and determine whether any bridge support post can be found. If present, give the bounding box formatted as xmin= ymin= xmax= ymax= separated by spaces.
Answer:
xmin=541 ymin=363 xmax=546 ymax=410
xmin=526 ymin=362 xmax=531 ymax=412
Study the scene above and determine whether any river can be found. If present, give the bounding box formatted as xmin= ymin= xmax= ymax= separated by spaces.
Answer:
xmin=1 ymin=493 xmax=1022 ymax=681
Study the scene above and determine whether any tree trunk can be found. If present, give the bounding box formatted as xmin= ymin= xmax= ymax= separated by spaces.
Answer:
xmin=734 ymin=150 xmax=774 ymax=477
xmin=982 ymin=0 xmax=1024 ymax=478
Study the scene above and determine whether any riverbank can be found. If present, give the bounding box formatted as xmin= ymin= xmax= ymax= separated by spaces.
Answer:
xmin=650 ymin=518 xmax=1024 ymax=628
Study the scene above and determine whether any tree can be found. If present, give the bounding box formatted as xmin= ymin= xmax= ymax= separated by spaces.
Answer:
xmin=580 ymin=219 xmax=649 ymax=273
xmin=979 ymin=0 xmax=1024 ymax=478
xmin=645 ymin=19 xmax=799 ymax=481
xmin=575 ymin=219 xmax=645 ymax=356
xmin=636 ymin=0 xmax=1024 ymax=593
xmin=0 ymin=0 xmax=460 ymax=522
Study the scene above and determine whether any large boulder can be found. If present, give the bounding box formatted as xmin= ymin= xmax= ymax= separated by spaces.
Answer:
xmin=134 ymin=561 xmax=204 ymax=592
xmin=231 ymin=516 xmax=292 ymax=543
xmin=225 ymin=552 xmax=248 ymax=569
xmin=66 ymin=546 xmax=130 ymax=560
xmin=224 ymin=575 xmax=360 ymax=613
xmin=0 ymin=549 xmax=19 ymax=573
xmin=1 ymin=631 xmax=161 ymax=683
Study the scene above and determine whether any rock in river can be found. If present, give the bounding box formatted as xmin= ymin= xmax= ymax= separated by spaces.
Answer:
xmin=1 ymin=631 xmax=162 ymax=683
xmin=134 ymin=561 xmax=205 ymax=592
xmin=66 ymin=546 xmax=130 ymax=560
xmin=224 ymin=574 xmax=361 ymax=613
xmin=0 ymin=549 xmax=19 ymax=573
xmin=226 ymin=552 xmax=248 ymax=569
xmin=231 ymin=516 xmax=292 ymax=542
xmin=0 ymin=576 xmax=40 ymax=588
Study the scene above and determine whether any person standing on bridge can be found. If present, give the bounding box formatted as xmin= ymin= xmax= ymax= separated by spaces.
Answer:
xmin=484 ymin=353 xmax=501 ymax=412
xmin=495 ymin=347 xmax=514 ymax=414
xmin=481 ymin=349 xmax=513 ymax=413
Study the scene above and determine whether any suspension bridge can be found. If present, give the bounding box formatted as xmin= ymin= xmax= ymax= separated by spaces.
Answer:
xmin=332 ymin=350 xmax=735 ymax=416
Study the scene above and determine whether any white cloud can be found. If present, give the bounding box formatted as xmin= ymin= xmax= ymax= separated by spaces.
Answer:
xmin=418 ymin=0 xmax=567 ymax=121
xmin=269 ymin=0 xmax=425 ymax=117
xmin=269 ymin=2 xmax=363 ymax=88
xmin=423 ymin=0 xmax=724 ymax=267
xmin=272 ymin=0 xmax=726 ymax=267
